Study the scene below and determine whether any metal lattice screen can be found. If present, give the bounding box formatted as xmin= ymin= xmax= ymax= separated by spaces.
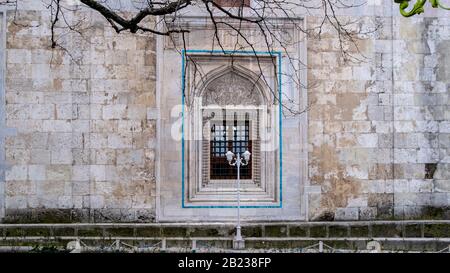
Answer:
xmin=210 ymin=117 xmax=252 ymax=179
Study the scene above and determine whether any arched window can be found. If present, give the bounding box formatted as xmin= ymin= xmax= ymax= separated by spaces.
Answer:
xmin=182 ymin=56 xmax=280 ymax=207
xmin=201 ymin=70 xmax=263 ymax=185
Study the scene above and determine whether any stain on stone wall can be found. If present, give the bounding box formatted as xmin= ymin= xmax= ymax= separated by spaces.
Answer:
xmin=3 ymin=8 xmax=158 ymax=223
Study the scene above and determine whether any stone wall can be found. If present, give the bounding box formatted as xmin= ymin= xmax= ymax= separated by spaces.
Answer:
xmin=0 ymin=2 xmax=449 ymax=223
xmin=3 ymin=8 xmax=157 ymax=222
xmin=307 ymin=14 xmax=450 ymax=221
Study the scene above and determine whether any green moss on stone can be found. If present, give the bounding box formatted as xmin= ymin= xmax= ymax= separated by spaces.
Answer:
xmin=32 ymin=209 xmax=72 ymax=223
xmin=136 ymin=240 xmax=162 ymax=248
xmin=352 ymin=240 xmax=368 ymax=251
xmin=24 ymin=228 xmax=51 ymax=237
xmin=380 ymin=240 xmax=440 ymax=252
xmin=423 ymin=224 xmax=449 ymax=238
xmin=3 ymin=210 xmax=33 ymax=223
xmin=29 ymin=242 xmax=68 ymax=253
xmin=309 ymin=225 xmax=327 ymax=237
xmin=328 ymin=225 xmax=349 ymax=237
xmin=289 ymin=226 xmax=307 ymax=237
xmin=69 ymin=209 xmax=90 ymax=222
xmin=349 ymin=225 xmax=369 ymax=237
xmin=249 ymin=240 xmax=325 ymax=249
xmin=404 ymin=224 xmax=422 ymax=237
xmin=246 ymin=240 xmax=293 ymax=249
xmin=84 ymin=239 xmax=114 ymax=248
xmin=371 ymin=224 xmax=402 ymax=237
xmin=77 ymin=227 xmax=105 ymax=237
xmin=4 ymin=228 xmax=24 ymax=237
xmin=162 ymin=227 xmax=187 ymax=237
xmin=187 ymin=228 xmax=220 ymax=237
xmin=328 ymin=240 xmax=352 ymax=250
xmin=120 ymin=239 xmax=136 ymax=246
xmin=53 ymin=228 xmax=75 ymax=237
xmin=375 ymin=207 xmax=394 ymax=220
xmin=420 ymin=206 xmax=450 ymax=220
xmin=242 ymin=226 xmax=262 ymax=237
xmin=314 ymin=211 xmax=334 ymax=221
xmin=290 ymin=240 xmax=318 ymax=249
xmin=166 ymin=239 xmax=190 ymax=248
xmin=104 ymin=228 xmax=135 ymax=237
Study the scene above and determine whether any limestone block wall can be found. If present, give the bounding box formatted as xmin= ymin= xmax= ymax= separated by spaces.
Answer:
xmin=2 ymin=8 xmax=157 ymax=222
xmin=0 ymin=2 xmax=448 ymax=223
xmin=307 ymin=14 xmax=450 ymax=221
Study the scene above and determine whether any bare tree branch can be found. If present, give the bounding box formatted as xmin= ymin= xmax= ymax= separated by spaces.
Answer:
xmin=1 ymin=0 xmax=378 ymax=115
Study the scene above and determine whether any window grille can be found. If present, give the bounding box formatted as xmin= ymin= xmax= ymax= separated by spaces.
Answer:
xmin=210 ymin=115 xmax=252 ymax=179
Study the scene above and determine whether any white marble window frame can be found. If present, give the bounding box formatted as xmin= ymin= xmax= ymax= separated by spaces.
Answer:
xmin=184 ymin=55 xmax=280 ymax=205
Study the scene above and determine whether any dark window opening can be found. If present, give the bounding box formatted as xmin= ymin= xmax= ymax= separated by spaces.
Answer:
xmin=210 ymin=114 xmax=252 ymax=180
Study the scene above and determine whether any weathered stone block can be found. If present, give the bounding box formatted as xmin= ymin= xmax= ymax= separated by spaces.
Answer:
xmin=30 ymin=104 xmax=54 ymax=119
xmin=23 ymin=227 xmax=51 ymax=237
xmin=5 ymin=165 xmax=27 ymax=181
xmin=161 ymin=227 xmax=187 ymax=237
xmin=5 ymin=196 xmax=28 ymax=209
xmin=187 ymin=227 xmax=222 ymax=237
xmin=409 ymin=179 xmax=433 ymax=193
xmin=328 ymin=225 xmax=348 ymax=237
xmin=53 ymin=227 xmax=76 ymax=237
xmin=31 ymin=209 xmax=73 ymax=223
xmin=102 ymin=105 xmax=127 ymax=120
xmin=241 ymin=226 xmax=262 ymax=237
xmin=104 ymin=227 xmax=135 ymax=237
xmin=30 ymin=149 xmax=50 ymax=164
xmin=6 ymin=148 xmax=30 ymax=164
xmin=309 ymin=225 xmax=327 ymax=237
xmin=90 ymin=165 xmax=106 ymax=181
xmin=359 ymin=207 xmax=377 ymax=220
xmin=335 ymin=208 xmax=359 ymax=221
xmin=28 ymin=164 xmax=46 ymax=180
xmin=77 ymin=227 xmax=105 ymax=237
xmin=47 ymin=133 xmax=73 ymax=150
xmin=423 ymin=224 xmax=449 ymax=238
xmin=404 ymin=224 xmax=422 ymax=237
xmin=46 ymin=165 xmax=71 ymax=181
xmin=90 ymin=195 xmax=105 ymax=209
xmin=126 ymin=105 xmax=147 ymax=120
xmin=135 ymin=227 xmax=161 ymax=237
xmin=51 ymin=149 xmax=72 ymax=164
xmin=371 ymin=223 xmax=402 ymax=238
xmin=116 ymin=149 xmax=144 ymax=165
xmin=288 ymin=225 xmax=308 ymax=237
xmin=264 ymin=225 xmax=288 ymax=237
xmin=4 ymin=227 xmax=24 ymax=237
xmin=107 ymin=133 xmax=132 ymax=149
xmin=349 ymin=225 xmax=369 ymax=237
xmin=7 ymin=49 xmax=32 ymax=64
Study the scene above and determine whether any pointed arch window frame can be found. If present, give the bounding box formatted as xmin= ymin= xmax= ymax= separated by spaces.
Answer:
xmin=180 ymin=49 xmax=283 ymax=209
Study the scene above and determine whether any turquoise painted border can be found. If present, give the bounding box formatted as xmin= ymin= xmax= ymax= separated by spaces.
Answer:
xmin=181 ymin=49 xmax=283 ymax=208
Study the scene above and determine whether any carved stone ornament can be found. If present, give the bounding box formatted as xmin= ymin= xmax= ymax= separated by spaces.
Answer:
xmin=202 ymin=71 xmax=262 ymax=106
